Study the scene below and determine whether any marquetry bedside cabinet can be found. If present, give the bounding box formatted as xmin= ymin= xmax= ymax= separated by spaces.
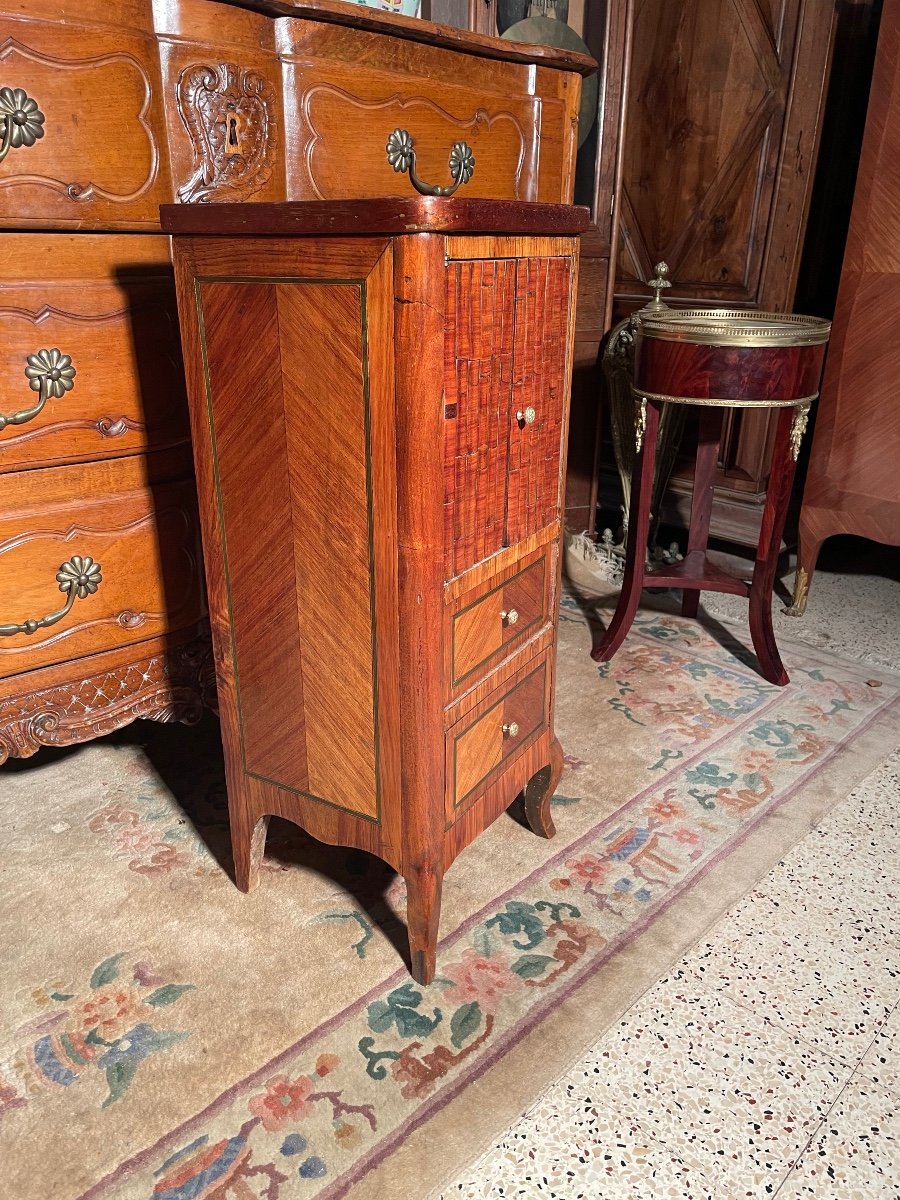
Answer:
xmin=161 ymin=196 xmax=587 ymax=983
xmin=593 ymin=307 xmax=831 ymax=686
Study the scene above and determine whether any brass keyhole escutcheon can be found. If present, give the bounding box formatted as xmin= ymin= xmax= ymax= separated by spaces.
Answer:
xmin=225 ymin=110 xmax=242 ymax=155
xmin=517 ymin=407 xmax=537 ymax=425
xmin=502 ymin=721 xmax=519 ymax=738
xmin=501 ymin=609 xmax=519 ymax=625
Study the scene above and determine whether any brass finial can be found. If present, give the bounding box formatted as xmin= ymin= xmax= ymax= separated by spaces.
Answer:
xmin=646 ymin=261 xmax=672 ymax=310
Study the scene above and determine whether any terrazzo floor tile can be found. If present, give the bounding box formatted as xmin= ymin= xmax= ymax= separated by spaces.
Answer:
xmin=774 ymin=1074 xmax=900 ymax=1198
xmin=440 ymin=1104 xmax=716 ymax=1200
xmin=676 ymin=913 xmax=898 ymax=1067
xmin=857 ymin=1003 xmax=900 ymax=1093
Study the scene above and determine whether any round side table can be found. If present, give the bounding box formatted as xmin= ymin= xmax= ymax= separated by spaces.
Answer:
xmin=592 ymin=308 xmax=831 ymax=685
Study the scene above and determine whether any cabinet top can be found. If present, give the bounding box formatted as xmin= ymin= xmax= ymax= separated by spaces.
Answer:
xmin=160 ymin=197 xmax=591 ymax=238
xmin=226 ymin=0 xmax=598 ymax=75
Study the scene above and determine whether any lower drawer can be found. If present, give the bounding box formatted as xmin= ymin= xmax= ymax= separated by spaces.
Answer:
xmin=0 ymin=455 xmax=204 ymax=678
xmin=446 ymin=654 xmax=549 ymax=818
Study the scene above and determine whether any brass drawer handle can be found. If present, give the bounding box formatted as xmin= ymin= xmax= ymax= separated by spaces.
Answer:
xmin=501 ymin=608 xmax=519 ymax=626
xmin=1 ymin=349 xmax=77 ymax=433
xmin=516 ymin=407 xmax=537 ymax=425
xmin=0 ymin=555 xmax=102 ymax=637
xmin=502 ymin=721 xmax=519 ymax=738
xmin=0 ymin=87 xmax=45 ymax=164
xmin=386 ymin=128 xmax=475 ymax=197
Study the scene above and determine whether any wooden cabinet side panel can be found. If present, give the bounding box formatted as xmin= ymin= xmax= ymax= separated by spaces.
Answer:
xmin=193 ymin=257 xmax=394 ymax=823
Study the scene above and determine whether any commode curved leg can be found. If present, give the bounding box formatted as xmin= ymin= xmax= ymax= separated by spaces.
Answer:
xmin=233 ymin=813 xmax=270 ymax=893
xmin=522 ymin=736 xmax=564 ymax=840
xmin=405 ymin=861 xmax=444 ymax=987
xmin=785 ymin=511 xmax=828 ymax=616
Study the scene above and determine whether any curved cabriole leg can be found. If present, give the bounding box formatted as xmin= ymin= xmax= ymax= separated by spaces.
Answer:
xmin=523 ymin=736 xmax=564 ymax=839
xmin=405 ymin=861 xmax=443 ymax=986
xmin=592 ymin=399 xmax=661 ymax=662
xmin=749 ymin=405 xmax=800 ymax=685
xmin=233 ymin=813 xmax=270 ymax=893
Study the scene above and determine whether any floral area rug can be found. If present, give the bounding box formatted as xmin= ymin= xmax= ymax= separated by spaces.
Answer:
xmin=2 ymin=597 xmax=898 ymax=1200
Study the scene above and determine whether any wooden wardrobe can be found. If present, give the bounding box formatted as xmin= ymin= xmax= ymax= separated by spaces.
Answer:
xmin=790 ymin=0 xmax=900 ymax=613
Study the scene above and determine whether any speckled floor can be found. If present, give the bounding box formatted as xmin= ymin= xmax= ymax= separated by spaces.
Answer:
xmin=440 ymin=542 xmax=900 ymax=1200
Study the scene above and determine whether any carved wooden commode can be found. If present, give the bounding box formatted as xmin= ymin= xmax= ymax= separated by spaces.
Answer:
xmin=163 ymin=197 xmax=587 ymax=982
xmin=0 ymin=0 xmax=590 ymax=762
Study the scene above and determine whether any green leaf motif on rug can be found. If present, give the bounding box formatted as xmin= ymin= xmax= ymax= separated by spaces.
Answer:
xmin=146 ymin=983 xmax=195 ymax=1007
xmin=90 ymin=953 xmax=126 ymax=989
xmin=485 ymin=901 xmax=547 ymax=951
xmin=449 ymin=1002 xmax=482 ymax=1048
xmin=511 ymin=955 xmax=554 ymax=980
xmin=366 ymin=984 xmax=442 ymax=1039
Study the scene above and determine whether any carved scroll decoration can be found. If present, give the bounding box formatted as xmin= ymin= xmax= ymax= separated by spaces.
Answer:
xmin=0 ymin=636 xmax=214 ymax=764
xmin=175 ymin=62 xmax=276 ymax=204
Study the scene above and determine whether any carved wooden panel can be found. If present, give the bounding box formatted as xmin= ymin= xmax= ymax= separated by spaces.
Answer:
xmin=282 ymin=58 xmax=537 ymax=201
xmin=0 ymin=457 xmax=203 ymax=675
xmin=0 ymin=636 xmax=212 ymax=764
xmin=0 ymin=20 xmax=172 ymax=228
xmin=157 ymin=42 xmax=285 ymax=205
xmin=0 ymin=234 xmax=188 ymax=472
xmin=617 ymin=0 xmax=803 ymax=304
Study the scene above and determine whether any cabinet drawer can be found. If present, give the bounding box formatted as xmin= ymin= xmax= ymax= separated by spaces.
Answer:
xmin=0 ymin=456 xmax=204 ymax=678
xmin=0 ymin=19 xmax=172 ymax=228
xmin=0 ymin=235 xmax=189 ymax=472
xmin=447 ymin=657 xmax=548 ymax=815
xmin=449 ymin=546 xmax=552 ymax=694
xmin=283 ymin=59 xmax=539 ymax=202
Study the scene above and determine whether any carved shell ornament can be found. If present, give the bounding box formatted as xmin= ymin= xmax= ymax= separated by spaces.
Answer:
xmin=0 ymin=86 xmax=45 ymax=162
xmin=176 ymin=63 xmax=276 ymax=204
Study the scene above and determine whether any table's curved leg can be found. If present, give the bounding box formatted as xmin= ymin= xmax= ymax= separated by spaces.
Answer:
xmin=682 ymin=407 xmax=725 ymax=618
xmin=592 ymin=399 xmax=661 ymax=662
xmin=749 ymin=405 xmax=803 ymax=685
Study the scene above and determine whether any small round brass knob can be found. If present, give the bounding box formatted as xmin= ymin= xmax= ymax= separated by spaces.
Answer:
xmin=501 ymin=608 xmax=519 ymax=625
xmin=516 ymin=407 xmax=536 ymax=425
xmin=502 ymin=721 xmax=519 ymax=738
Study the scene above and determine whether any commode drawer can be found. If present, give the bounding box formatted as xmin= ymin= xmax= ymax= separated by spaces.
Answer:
xmin=446 ymin=655 xmax=549 ymax=817
xmin=0 ymin=19 xmax=172 ymax=228
xmin=0 ymin=454 xmax=204 ymax=678
xmin=0 ymin=235 xmax=189 ymax=472
xmin=448 ymin=544 xmax=553 ymax=696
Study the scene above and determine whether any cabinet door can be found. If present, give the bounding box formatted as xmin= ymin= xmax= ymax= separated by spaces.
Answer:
xmin=506 ymin=256 xmax=572 ymax=546
xmin=443 ymin=257 xmax=517 ymax=579
xmin=443 ymin=253 xmax=573 ymax=579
